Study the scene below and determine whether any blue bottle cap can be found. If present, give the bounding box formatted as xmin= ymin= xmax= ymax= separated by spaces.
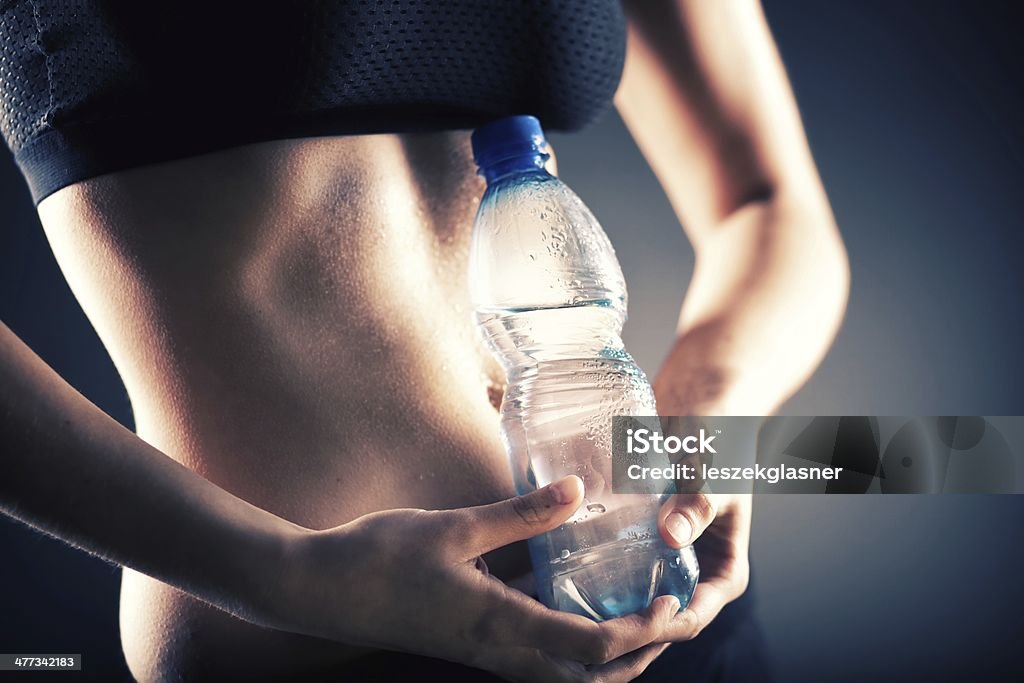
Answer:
xmin=471 ymin=115 xmax=549 ymax=170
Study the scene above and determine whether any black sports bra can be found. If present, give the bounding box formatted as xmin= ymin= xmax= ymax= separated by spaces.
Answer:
xmin=0 ymin=0 xmax=626 ymax=204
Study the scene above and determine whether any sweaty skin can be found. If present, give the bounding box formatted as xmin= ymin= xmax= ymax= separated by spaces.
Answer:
xmin=39 ymin=133 xmax=524 ymax=678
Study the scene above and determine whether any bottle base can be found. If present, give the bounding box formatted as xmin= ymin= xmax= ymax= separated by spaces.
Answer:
xmin=537 ymin=540 xmax=699 ymax=621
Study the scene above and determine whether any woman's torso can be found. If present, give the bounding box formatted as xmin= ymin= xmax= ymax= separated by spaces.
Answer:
xmin=38 ymin=133 xmax=526 ymax=681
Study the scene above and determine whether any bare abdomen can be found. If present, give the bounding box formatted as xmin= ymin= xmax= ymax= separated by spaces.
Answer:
xmin=36 ymin=134 xmax=527 ymax=680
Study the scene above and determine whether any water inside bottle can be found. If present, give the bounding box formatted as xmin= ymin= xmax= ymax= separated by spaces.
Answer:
xmin=478 ymin=302 xmax=699 ymax=620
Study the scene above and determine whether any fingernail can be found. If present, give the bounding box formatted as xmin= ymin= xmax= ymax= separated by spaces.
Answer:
xmin=666 ymin=512 xmax=692 ymax=545
xmin=663 ymin=596 xmax=680 ymax=614
xmin=548 ymin=476 xmax=582 ymax=505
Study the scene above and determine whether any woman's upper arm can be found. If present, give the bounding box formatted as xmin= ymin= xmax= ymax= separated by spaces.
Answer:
xmin=615 ymin=0 xmax=832 ymax=239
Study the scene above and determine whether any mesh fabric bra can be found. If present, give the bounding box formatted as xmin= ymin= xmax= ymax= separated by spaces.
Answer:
xmin=0 ymin=0 xmax=626 ymax=204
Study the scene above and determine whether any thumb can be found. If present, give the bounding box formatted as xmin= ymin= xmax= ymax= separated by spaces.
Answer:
xmin=455 ymin=476 xmax=584 ymax=559
xmin=658 ymin=492 xmax=718 ymax=548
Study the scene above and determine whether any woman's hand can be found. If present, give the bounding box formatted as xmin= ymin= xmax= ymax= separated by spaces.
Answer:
xmin=264 ymin=476 xmax=685 ymax=682
xmin=656 ymin=492 xmax=752 ymax=640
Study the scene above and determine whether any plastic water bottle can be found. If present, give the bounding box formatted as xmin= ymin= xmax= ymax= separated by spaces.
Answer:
xmin=468 ymin=116 xmax=699 ymax=621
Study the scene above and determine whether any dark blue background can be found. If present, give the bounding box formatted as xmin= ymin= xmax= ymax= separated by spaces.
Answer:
xmin=2 ymin=1 xmax=1023 ymax=680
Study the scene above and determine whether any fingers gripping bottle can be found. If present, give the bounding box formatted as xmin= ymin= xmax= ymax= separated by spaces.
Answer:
xmin=469 ymin=116 xmax=699 ymax=621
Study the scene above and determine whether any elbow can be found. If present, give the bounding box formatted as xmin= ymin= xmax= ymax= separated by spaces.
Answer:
xmin=828 ymin=218 xmax=851 ymax=327
xmin=766 ymin=183 xmax=851 ymax=329
xmin=691 ymin=184 xmax=851 ymax=336
xmin=803 ymin=199 xmax=850 ymax=346
xmin=789 ymin=198 xmax=851 ymax=371
xmin=762 ymin=199 xmax=852 ymax=407
xmin=773 ymin=189 xmax=850 ymax=350
xmin=720 ymin=189 xmax=852 ymax=352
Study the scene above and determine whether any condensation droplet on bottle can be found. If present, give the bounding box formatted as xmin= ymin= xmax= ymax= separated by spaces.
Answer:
xmin=468 ymin=145 xmax=699 ymax=618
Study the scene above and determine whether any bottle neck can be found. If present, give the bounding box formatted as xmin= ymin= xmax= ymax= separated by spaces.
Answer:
xmin=480 ymin=152 xmax=551 ymax=184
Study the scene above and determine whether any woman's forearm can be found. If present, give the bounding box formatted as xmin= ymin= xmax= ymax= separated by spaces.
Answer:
xmin=654 ymin=197 xmax=849 ymax=416
xmin=0 ymin=321 xmax=296 ymax=623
